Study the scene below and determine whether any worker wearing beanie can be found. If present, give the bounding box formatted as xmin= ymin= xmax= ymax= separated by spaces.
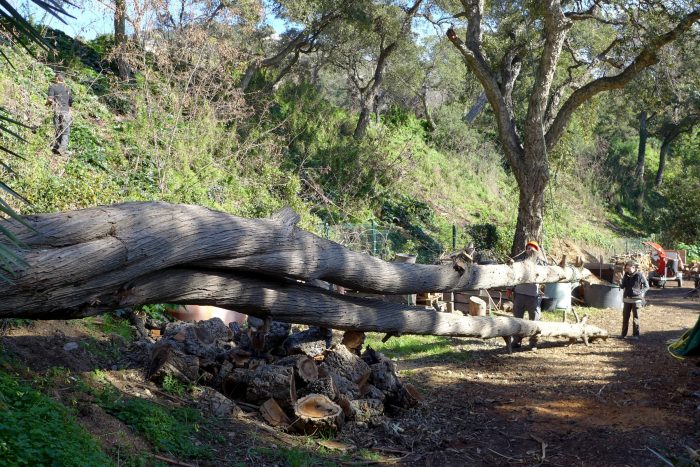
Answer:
xmin=512 ymin=240 xmax=547 ymax=350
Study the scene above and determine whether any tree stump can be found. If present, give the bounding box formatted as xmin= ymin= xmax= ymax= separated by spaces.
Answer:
xmin=292 ymin=394 xmax=344 ymax=434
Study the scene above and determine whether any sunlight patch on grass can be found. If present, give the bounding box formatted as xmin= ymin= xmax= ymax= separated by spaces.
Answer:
xmin=364 ymin=333 xmax=471 ymax=362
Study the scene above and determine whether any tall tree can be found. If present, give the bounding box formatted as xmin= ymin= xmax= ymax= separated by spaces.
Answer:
xmin=445 ymin=0 xmax=700 ymax=254
xmin=323 ymin=0 xmax=424 ymax=138
xmin=351 ymin=0 xmax=423 ymax=139
xmin=655 ymin=113 xmax=700 ymax=187
xmin=114 ymin=0 xmax=131 ymax=80
xmin=238 ymin=0 xmax=351 ymax=92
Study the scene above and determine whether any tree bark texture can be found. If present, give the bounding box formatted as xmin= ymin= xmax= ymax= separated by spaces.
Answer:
xmin=113 ymin=0 xmax=131 ymax=81
xmin=0 ymin=202 xmax=603 ymax=340
xmin=655 ymin=136 xmax=670 ymax=189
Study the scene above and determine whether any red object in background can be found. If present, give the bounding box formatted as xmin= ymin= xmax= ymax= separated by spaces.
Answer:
xmin=644 ymin=241 xmax=667 ymax=276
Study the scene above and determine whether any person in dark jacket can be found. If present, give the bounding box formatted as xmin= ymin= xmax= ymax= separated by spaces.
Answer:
xmin=46 ymin=72 xmax=73 ymax=155
xmin=619 ymin=260 xmax=649 ymax=339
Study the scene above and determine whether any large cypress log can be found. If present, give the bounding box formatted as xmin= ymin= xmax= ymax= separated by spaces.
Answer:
xmin=1 ymin=202 xmax=590 ymax=318
xmin=0 ymin=202 xmax=605 ymax=343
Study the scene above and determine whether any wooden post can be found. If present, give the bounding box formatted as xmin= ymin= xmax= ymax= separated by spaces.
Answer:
xmin=468 ymin=296 xmax=487 ymax=316
xmin=443 ymin=292 xmax=454 ymax=313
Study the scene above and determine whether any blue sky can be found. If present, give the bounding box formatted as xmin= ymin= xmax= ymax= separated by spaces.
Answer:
xmin=22 ymin=0 xmax=286 ymax=40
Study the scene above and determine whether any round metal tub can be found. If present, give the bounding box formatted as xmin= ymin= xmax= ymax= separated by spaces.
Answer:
xmin=583 ymin=283 xmax=623 ymax=309
xmin=544 ymin=282 xmax=574 ymax=310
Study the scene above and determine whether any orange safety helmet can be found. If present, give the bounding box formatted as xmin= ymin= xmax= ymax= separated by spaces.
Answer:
xmin=525 ymin=240 xmax=540 ymax=251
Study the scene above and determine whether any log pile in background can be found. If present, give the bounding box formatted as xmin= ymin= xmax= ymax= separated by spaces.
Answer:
xmin=146 ymin=317 xmax=422 ymax=434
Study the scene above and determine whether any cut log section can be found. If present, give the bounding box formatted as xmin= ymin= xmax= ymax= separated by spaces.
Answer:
xmin=369 ymin=361 xmax=401 ymax=393
xmin=292 ymin=394 xmax=344 ymax=434
xmin=222 ymin=368 xmax=254 ymax=399
xmin=321 ymin=344 xmax=371 ymax=386
xmin=246 ymin=365 xmax=297 ymax=406
xmin=469 ymin=296 xmax=487 ymax=316
xmin=283 ymin=328 xmax=330 ymax=357
xmin=275 ymin=355 xmax=319 ymax=385
xmin=146 ymin=344 xmax=200 ymax=383
xmin=341 ymin=331 xmax=365 ymax=355
xmin=349 ymin=399 xmax=384 ymax=425
xmin=260 ymin=398 xmax=291 ymax=428
xmin=298 ymin=375 xmax=338 ymax=400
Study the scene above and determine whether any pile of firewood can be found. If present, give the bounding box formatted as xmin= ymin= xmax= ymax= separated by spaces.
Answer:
xmin=145 ymin=317 xmax=422 ymax=434
xmin=607 ymin=252 xmax=653 ymax=284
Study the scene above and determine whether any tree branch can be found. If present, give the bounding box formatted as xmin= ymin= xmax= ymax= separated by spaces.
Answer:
xmin=447 ymin=26 xmax=524 ymax=164
xmin=546 ymin=8 xmax=700 ymax=150
xmin=525 ymin=0 xmax=571 ymax=152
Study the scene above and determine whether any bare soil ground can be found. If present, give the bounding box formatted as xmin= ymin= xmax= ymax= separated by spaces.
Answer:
xmin=360 ymin=282 xmax=700 ymax=467
xmin=1 ymin=284 xmax=699 ymax=466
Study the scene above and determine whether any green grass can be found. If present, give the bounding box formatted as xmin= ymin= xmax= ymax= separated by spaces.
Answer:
xmin=102 ymin=397 xmax=211 ymax=460
xmin=540 ymin=306 xmax=611 ymax=323
xmin=83 ymin=315 xmax=135 ymax=346
xmin=364 ymin=333 xmax=472 ymax=362
xmin=161 ymin=374 xmax=187 ymax=397
xmin=0 ymin=369 xmax=113 ymax=466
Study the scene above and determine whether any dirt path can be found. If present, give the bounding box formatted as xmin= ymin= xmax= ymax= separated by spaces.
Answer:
xmin=349 ymin=283 xmax=700 ymax=466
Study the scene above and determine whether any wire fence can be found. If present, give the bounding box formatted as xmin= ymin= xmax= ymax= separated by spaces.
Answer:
xmin=317 ymin=221 xmax=398 ymax=260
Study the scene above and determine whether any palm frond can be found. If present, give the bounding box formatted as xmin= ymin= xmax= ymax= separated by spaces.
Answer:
xmin=0 ymin=0 xmax=76 ymax=279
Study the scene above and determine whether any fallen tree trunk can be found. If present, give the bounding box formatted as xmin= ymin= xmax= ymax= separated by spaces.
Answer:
xmin=124 ymin=271 xmax=607 ymax=339
xmin=1 ymin=202 xmax=589 ymax=319
xmin=0 ymin=202 xmax=605 ymax=342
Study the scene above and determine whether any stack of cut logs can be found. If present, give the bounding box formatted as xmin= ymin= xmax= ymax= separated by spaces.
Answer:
xmin=145 ymin=317 xmax=422 ymax=434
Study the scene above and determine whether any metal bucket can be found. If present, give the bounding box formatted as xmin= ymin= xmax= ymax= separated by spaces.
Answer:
xmin=583 ymin=283 xmax=623 ymax=310
xmin=544 ymin=282 xmax=573 ymax=310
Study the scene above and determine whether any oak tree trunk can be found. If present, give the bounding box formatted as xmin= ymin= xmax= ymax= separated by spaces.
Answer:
xmin=655 ymin=137 xmax=670 ymax=189
xmin=512 ymin=165 xmax=548 ymax=256
xmin=635 ymin=110 xmax=649 ymax=211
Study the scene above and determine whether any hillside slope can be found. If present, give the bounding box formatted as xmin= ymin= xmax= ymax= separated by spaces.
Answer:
xmin=0 ymin=29 xmax=625 ymax=262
